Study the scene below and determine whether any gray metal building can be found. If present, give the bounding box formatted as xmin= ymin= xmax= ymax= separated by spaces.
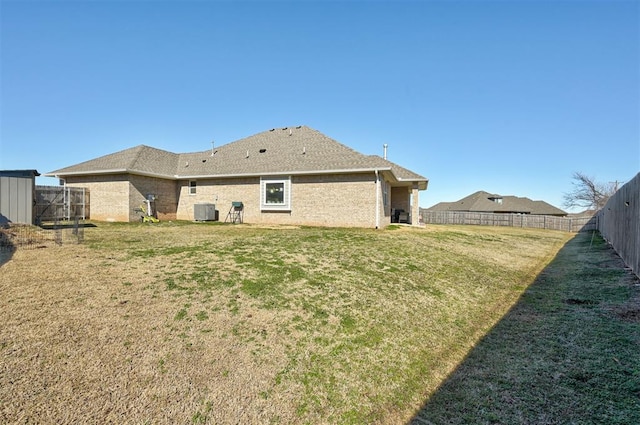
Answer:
xmin=0 ymin=170 xmax=40 ymax=225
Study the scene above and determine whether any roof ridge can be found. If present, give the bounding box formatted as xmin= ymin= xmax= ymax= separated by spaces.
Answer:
xmin=126 ymin=145 xmax=179 ymax=174
xmin=128 ymin=145 xmax=148 ymax=170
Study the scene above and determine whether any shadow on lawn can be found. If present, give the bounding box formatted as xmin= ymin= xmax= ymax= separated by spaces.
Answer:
xmin=39 ymin=222 xmax=97 ymax=230
xmin=408 ymin=232 xmax=640 ymax=425
xmin=0 ymin=250 xmax=14 ymax=268
xmin=0 ymin=215 xmax=16 ymax=267
xmin=0 ymin=233 xmax=15 ymax=268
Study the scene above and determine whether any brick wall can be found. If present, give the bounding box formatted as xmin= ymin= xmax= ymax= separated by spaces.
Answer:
xmin=411 ymin=184 xmax=421 ymax=225
xmin=391 ymin=186 xmax=410 ymax=212
xmin=176 ymin=177 xmax=259 ymax=222
xmin=66 ymin=172 xmax=417 ymax=228
xmin=66 ymin=175 xmax=130 ymax=222
xmin=379 ymin=177 xmax=392 ymax=227
xmin=289 ymin=173 xmax=377 ymax=227
xmin=176 ymin=173 xmax=381 ymax=227
xmin=129 ymin=175 xmax=178 ymax=221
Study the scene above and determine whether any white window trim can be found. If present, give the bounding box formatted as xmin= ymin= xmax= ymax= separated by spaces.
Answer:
xmin=189 ymin=180 xmax=197 ymax=195
xmin=260 ymin=176 xmax=291 ymax=211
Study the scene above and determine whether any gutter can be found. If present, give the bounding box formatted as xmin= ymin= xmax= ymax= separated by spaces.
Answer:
xmin=48 ymin=167 xmax=395 ymax=180
xmin=396 ymin=177 xmax=429 ymax=191
xmin=178 ymin=167 xmax=394 ymax=179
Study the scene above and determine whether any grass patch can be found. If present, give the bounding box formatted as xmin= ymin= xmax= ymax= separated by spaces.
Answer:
xmin=6 ymin=222 xmax=632 ymax=424
xmin=411 ymin=232 xmax=640 ymax=424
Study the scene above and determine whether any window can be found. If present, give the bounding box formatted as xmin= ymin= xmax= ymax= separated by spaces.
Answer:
xmin=261 ymin=177 xmax=291 ymax=210
xmin=266 ymin=182 xmax=284 ymax=204
xmin=382 ymin=180 xmax=389 ymax=207
xmin=189 ymin=180 xmax=196 ymax=195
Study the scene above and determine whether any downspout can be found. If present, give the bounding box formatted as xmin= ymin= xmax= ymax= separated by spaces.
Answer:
xmin=375 ymin=170 xmax=380 ymax=229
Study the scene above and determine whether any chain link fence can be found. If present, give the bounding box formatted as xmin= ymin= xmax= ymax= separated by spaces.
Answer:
xmin=0 ymin=218 xmax=85 ymax=253
xmin=1 ymin=185 xmax=90 ymax=255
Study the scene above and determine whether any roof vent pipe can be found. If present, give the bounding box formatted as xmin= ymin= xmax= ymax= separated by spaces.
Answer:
xmin=211 ymin=140 xmax=215 ymax=156
xmin=383 ymin=144 xmax=388 ymax=160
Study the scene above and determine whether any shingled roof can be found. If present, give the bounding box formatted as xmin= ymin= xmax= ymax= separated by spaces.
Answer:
xmin=425 ymin=190 xmax=567 ymax=216
xmin=47 ymin=145 xmax=179 ymax=178
xmin=47 ymin=126 xmax=427 ymax=188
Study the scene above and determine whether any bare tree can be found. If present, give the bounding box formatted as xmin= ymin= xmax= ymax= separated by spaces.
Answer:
xmin=562 ymin=172 xmax=616 ymax=211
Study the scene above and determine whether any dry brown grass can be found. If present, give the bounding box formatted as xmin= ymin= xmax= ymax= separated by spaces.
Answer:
xmin=0 ymin=222 xmax=571 ymax=424
xmin=1 ymin=243 xmax=294 ymax=423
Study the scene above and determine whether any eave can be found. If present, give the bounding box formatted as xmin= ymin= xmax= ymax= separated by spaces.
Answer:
xmin=45 ymin=169 xmax=173 ymax=180
xmin=48 ymin=166 xmax=427 ymax=183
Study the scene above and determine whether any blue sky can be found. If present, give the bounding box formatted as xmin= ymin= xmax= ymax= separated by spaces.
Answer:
xmin=1 ymin=0 xmax=638 ymax=211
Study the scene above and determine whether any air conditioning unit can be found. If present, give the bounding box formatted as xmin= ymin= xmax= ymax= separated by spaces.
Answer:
xmin=194 ymin=203 xmax=217 ymax=221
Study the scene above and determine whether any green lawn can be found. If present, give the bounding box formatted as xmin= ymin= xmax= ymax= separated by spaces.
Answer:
xmin=411 ymin=231 xmax=640 ymax=425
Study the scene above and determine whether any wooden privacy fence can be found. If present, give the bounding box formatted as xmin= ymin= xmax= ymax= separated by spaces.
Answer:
xmin=597 ymin=172 xmax=640 ymax=278
xmin=35 ymin=186 xmax=89 ymax=223
xmin=420 ymin=211 xmax=596 ymax=233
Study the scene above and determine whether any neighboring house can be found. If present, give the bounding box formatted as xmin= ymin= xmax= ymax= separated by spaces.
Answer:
xmin=0 ymin=170 xmax=40 ymax=225
xmin=567 ymin=209 xmax=597 ymax=218
xmin=46 ymin=126 xmax=428 ymax=228
xmin=424 ymin=190 xmax=567 ymax=216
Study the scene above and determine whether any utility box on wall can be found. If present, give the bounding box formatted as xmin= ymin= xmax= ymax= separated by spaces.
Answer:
xmin=194 ymin=203 xmax=217 ymax=221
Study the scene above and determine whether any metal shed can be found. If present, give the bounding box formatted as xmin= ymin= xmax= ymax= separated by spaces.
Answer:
xmin=0 ymin=170 xmax=40 ymax=225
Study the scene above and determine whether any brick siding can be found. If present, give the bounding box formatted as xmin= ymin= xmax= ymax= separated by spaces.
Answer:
xmin=129 ymin=175 xmax=178 ymax=221
xmin=176 ymin=173 xmax=381 ymax=227
xmin=65 ymin=175 xmax=130 ymax=222
xmin=67 ymin=172 xmax=417 ymax=228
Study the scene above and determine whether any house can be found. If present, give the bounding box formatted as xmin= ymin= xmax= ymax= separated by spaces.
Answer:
xmin=0 ymin=170 xmax=40 ymax=225
xmin=424 ymin=190 xmax=567 ymax=216
xmin=46 ymin=126 xmax=428 ymax=228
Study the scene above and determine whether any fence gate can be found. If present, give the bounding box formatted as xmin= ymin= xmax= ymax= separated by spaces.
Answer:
xmin=35 ymin=186 xmax=89 ymax=223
